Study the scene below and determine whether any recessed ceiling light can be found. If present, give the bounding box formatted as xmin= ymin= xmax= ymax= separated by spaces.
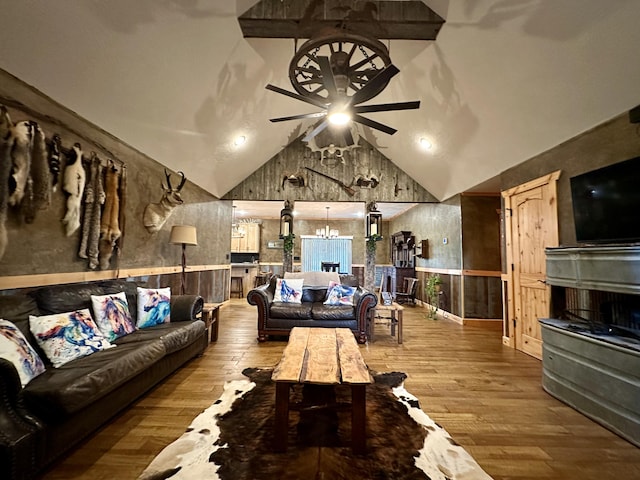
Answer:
xmin=419 ymin=137 xmax=432 ymax=150
xmin=234 ymin=135 xmax=247 ymax=146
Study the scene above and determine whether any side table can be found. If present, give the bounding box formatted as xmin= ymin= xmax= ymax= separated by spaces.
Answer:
xmin=201 ymin=303 xmax=222 ymax=342
xmin=369 ymin=302 xmax=404 ymax=344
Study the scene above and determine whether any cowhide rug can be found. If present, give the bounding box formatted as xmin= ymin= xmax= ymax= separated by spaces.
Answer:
xmin=138 ymin=368 xmax=493 ymax=480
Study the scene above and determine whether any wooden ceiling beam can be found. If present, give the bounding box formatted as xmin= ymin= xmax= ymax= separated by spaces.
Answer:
xmin=238 ymin=0 xmax=445 ymax=41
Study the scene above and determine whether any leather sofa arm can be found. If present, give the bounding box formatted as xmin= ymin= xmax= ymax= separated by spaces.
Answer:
xmin=0 ymin=359 xmax=43 ymax=480
xmin=354 ymin=287 xmax=377 ymax=344
xmin=170 ymin=295 xmax=204 ymax=322
xmin=247 ymin=284 xmax=273 ymax=341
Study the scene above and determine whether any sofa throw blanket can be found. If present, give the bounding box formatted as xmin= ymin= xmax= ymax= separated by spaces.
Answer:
xmin=284 ymin=271 xmax=340 ymax=287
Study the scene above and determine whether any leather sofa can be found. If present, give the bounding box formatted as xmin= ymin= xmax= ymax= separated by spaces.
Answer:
xmin=0 ymin=280 xmax=206 ymax=480
xmin=247 ymin=272 xmax=377 ymax=344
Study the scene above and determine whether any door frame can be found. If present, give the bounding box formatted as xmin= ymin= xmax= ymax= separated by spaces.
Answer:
xmin=502 ymin=171 xmax=560 ymax=355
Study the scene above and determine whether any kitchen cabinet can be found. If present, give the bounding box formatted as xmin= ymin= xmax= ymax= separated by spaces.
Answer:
xmin=231 ymin=223 xmax=260 ymax=253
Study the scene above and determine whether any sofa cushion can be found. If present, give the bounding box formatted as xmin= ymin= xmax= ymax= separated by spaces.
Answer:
xmin=31 ymin=283 xmax=107 ymax=316
xmin=91 ymin=291 xmax=136 ymax=342
xmin=22 ymin=339 xmax=166 ymax=419
xmin=115 ymin=320 xmax=205 ymax=354
xmin=273 ymin=278 xmax=303 ymax=303
xmin=0 ymin=295 xmax=44 ymax=359
xmin=284 ymin=271 xmax=340 ymax=287
xmin=29 ymin=309 xmax=114 ymax=368
xmin=311 ymin=303 xmax=356 ymax=320
xmin=269 ymin=302 xmax=313 ymax=319
xmin=302 ymin=287 xmax=328 ymax=303
xmin=100 ymin=280 xmax=143 ymax=324
xmin=324 ymin=281 xmax=356 ymax=306
xmin=137 ymin=287 xmax=171 ymax=328
xmin=0 ymin=319 xmax=46 ymax=386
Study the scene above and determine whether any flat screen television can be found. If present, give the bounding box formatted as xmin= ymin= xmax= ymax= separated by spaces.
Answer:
xmin=570 ymin=156 xmax=640 ymax=244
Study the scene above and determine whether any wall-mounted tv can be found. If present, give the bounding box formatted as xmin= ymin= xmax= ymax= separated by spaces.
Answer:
xmin=570 ymin=156 xmax=640 ymax=245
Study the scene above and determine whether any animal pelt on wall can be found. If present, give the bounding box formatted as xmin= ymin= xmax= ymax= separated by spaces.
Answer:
xmin=20 ymin=122 xmax=50 ymax=223
xmin=98 ymin=165 xmax=121 ymax=270
xmin=0 ymin=106 xmax=13 ymax=261
xmin=7 ymin=120 xmax=34 ymax=207
xmin=78 ymin=154 xmax=105 ymax=269
xmin=48 ymin=134 xmax=62 ymax=192
xmin=61 ymin=143 xmax=86 ymax=236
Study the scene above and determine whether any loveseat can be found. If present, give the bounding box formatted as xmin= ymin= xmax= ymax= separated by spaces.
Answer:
xmin=0 ymin=279 xmax=206 ymax=480
xmin=247 ymin=271 xmax=377 ymax=344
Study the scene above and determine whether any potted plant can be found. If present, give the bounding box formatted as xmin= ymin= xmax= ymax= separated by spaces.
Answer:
xmin=424 ymin=274 xmax=442 ymax=319
xmin=283 ymin=233 xmax=295 ymax=254
xmin=366 ymin=233 xmax=382 ymax=253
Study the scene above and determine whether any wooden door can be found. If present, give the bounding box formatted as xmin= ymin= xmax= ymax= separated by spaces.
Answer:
xmin=503 ymin=171 xmax=560 ymax=359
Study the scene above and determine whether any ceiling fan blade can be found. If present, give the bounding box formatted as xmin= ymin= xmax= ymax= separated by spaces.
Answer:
xmin=269 ymin=112 xmax=326 ymax=123
xmin=265 ymin=84 xmax=327 ymax=109
xmin=349 ymin=64 xmax=400 ymax=106
xmin=354 ymin=101 xmax=421 ymax=114
xmin=353 ymin=114 xmax=397 ymax=135
xmin=303 ymin=120 xmax=329 ymax=142
xmin=317 ymin=56 xmax=338 ymax=98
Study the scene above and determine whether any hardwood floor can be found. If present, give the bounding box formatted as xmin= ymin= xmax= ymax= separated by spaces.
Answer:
xmin=43 ymin=299 xmax=640 ymax=479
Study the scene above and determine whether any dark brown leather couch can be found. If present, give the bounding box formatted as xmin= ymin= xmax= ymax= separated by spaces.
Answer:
xmin=0 ymin=280 xmax=206 ymax=480
xmin=247 ymin=274 xmax=377 ymax=344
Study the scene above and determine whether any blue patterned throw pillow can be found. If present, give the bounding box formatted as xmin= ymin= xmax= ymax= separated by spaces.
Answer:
xmin=29 ymin=309 xmax=114 ymax=368
xmin=0 ymin=319 xmax=46 ymax=386
xmin=91 ymin=291 xmax=136 ymax=341
xmin=324 ymin=281 xmax=356 ymax=306
xmin=273 ymin=278 xmax=303 ymax=303
xmin=137 ymin=287 xmax=171 ymax=329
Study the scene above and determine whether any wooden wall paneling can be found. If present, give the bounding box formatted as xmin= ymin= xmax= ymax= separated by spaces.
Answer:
xmin=223 ymin=137 xmax=438 ymax=204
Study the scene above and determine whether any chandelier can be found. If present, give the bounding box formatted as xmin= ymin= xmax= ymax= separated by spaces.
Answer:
xmin=316 ymin=206 xmax=339 ymax=238
xmin=231 ymin=205 xmax=245 ymax=238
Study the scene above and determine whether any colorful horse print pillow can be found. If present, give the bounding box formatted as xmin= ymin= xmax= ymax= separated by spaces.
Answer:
xmin=324 ymin=281 xmax=357 ymax=306
xmin=137 ymin=287 xmax=171 ymax=329
xmin=273 ymin=278 xmax=303 ymax=303
xmin=29 ymin=309 xmax=114 ymax=368
xmin=91 ymin=291 xmax=136 ymax=342
xmin=0 ymin=319 xmax=46 ymax=386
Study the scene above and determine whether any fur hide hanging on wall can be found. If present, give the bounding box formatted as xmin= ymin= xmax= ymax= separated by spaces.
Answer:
xmin=0 ymin=106 xmax=12 ymax=261
xmin=61 ymin=143 xmax=86 ymax=237
xmin=7 ymin=120 xmax=33 ymax=207
xmin=99 ymin=165 xmax=121 ymax=270
xmin=79 ymin=154 xmax=105 ymax=269
xmin=20 ymin=122 xmax=50 ymax=223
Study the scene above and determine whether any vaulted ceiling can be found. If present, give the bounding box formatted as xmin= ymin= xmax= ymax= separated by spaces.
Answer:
xmin=1 ymin=1 xmax=639 ymax=202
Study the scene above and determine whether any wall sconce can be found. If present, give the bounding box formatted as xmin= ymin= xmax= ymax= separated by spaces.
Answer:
xmin=366 ymin=202 xmax=382 ymax=239
xmin=169 ymin=225 xmax=198 ymax=294
xmin=279 ymin=200 xmax=293 ymax=238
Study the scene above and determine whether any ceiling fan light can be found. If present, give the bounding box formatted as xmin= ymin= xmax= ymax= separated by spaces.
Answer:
xmin=328 ymin=111 xmax=351 ymax=126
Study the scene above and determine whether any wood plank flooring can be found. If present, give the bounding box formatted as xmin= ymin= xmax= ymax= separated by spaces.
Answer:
xmin=42 ymin=299 xmax=640 ymax=480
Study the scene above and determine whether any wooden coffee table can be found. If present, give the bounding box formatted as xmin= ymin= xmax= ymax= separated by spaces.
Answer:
xmin=271 ymin=327 xmax=372 ymax=453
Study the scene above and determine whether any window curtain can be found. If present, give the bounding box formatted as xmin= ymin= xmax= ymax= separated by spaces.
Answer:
xmin=301 ymin=237 xmax=352 ymax=273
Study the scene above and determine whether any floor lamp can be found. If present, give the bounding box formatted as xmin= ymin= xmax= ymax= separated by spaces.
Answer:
xmin=169 ymin=225 xmax=198 ymax=294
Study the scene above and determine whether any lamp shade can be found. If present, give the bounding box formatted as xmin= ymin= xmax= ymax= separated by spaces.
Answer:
xmin=169 ymin=225 xmax=198 ymax=246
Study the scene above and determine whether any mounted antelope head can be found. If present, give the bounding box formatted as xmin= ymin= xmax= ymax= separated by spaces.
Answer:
xmin=143 ymin=169 xmax=187 ymax=234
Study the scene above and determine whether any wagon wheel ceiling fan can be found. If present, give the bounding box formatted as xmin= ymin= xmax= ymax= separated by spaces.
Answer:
xmin=265 ymin=29 xmax=420 ymax=144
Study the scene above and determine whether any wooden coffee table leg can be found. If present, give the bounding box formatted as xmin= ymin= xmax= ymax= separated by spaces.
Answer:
xmin=351 ymin=384 xmax=367 ymax=454
xmin=274 ymin=382 xmax=290 ymax=452
xmin=397 ymin=308 xmax=403 ymax=344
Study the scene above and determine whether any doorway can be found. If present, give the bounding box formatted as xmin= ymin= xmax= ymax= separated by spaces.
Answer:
xmin=503 ymin=171 xmax=560 ymax=359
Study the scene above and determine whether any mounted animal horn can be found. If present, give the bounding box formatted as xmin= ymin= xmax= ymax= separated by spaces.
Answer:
xmin=143 ymin=169 xmax=187 ymax=234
